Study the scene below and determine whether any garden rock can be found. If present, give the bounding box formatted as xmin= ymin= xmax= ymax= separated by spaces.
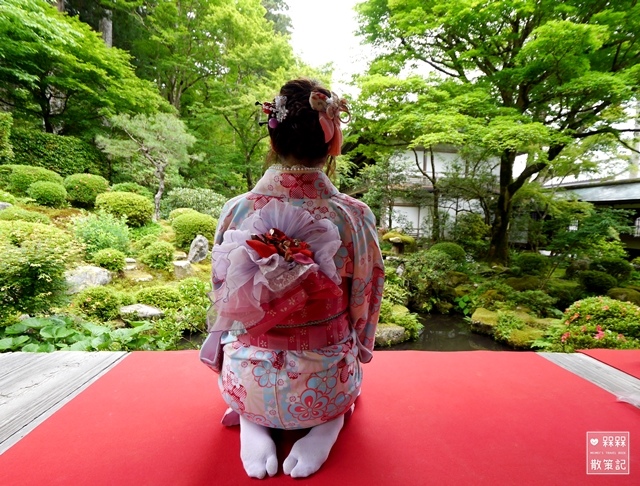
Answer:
xmin=65 ymin=265 xmax=112 ymax=294
xmin=120 ymin=304 xmax=164 ymax=320
xmin=188 ymin=235 xmax=209 ymax=263
xmin=124 ymin=270 xmax=153 ymax=282
xmin=0 ymin=202 xmax=12 ymax=211
xmin=124 ymin=258 xmax=137 ymax=271
xmin=174 ymin=251 xmax=188 ymax=260
xmin=174 ymin=260 xmax=195 ymax=279
xmin=375 ymin=323 xmax=407 ymax=347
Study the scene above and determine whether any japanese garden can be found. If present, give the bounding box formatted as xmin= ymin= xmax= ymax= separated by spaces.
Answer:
xmin=2 ymin=0 xmax=640 ymax=355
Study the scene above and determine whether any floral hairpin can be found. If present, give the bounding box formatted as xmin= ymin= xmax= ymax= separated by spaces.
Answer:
xmin=309 ymin=91 xmax=350 ymax=156
xmin=256 ymin=95 xmax=288 ymax=128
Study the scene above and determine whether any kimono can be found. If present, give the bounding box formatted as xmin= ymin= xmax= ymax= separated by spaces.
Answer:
xmin=200 ymin=166 xmax=384 ymax=430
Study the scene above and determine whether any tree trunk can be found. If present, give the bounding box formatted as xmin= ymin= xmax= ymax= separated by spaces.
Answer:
xmin=154 ymin=170 xmax=165 ymax=222
xmin=428 ymin=147 xmax=441 ymax=241
xmin=99 ymin=10 xmax=113 ymax=48
xmin=245 ymin=161 xmax=254 ymax=190
xmin=487 ymin=150 xmax=516 ymax=264
xmin=56 ymin=0 xmax=65 ymax=12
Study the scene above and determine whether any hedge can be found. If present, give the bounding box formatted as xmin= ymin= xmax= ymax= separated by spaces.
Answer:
xmin=3 ymin=128 xmax=108 ymax=177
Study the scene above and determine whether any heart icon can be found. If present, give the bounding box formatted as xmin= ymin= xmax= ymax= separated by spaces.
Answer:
xmin=590 ymin=438 xmax=599 ymax=446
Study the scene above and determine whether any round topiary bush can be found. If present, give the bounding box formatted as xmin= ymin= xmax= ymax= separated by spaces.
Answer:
xmin=579 ymin=270 xmax=618 ymax=294
xmin=71 ymin=211 xmax=130 ymax=259
xmin=131 ymin=234 xmax=160 ymax=255
xmin=546 ymin=296 xmax=640 ymax=351
xmin=168 ymin=207 xmax=200 ymax=222
xmin=591 ymin=257 xmax=633 ymax=283
xmin=607 ymin=287 xmax=640 ymax=306
xmin=514 ymin=252 xmax=550 ymax=276
xmin=27 ymin=181 xmax=68 ymax=208
xmin=428 ymin=242 xmax=466 ymax=263
xmin=95 ymin=191 xmax=153 ymax=228
xmin=0 ymin=164 xmax=63 ymax=195
xmin=171 ymin=212 xmax=216 ymax=249
xmin=92 ymin=248 xmax=127 ymax=272
xmin=110 ymin=182 xmax=154 ymax=199
xmin=0 ymin=206 xmax=51 ymax=224
xmin=136 ymin=285 xmax=183 ymax=310
xmin=0 ymin=220 xmax=79 ymax=318
xmin=73 ymin=286 xmax=122 ymax=321
xmin=139 ymin=241 xmax=175 ymax=270
xmin=64 ymin=173 xmax=110 ymax=208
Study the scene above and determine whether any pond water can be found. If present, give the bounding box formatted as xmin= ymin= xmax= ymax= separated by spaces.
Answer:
xmin=381 ymin=314 xmax=513 ymax=352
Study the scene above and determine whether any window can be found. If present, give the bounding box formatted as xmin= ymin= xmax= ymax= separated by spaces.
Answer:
xmin=635 ymin=217 xmax=640 ymax=237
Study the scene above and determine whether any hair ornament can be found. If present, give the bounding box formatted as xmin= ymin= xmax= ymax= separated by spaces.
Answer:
xmin=309 ymin=91 xmax=350 ymax=156
xmin=257 ymin=95 xmax=288 ymax=128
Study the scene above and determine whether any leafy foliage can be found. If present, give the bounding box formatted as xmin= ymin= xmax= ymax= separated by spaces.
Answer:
xmin=539 ymin=297 xmax=640 ymax=351
xmin=139 ymin=241 xmax=175 ymax=270
xmin=514 ymin=253 xmax=551 ymax=277
xmin=92 ymin=248 xmax=127 ymax=272
xmin=0 ymin=0 xmax=163 ymax=134
xmin=136 ymin=285 xmax=182 ymax=310
xmin=71 ymin=211 xmax=130 ymax=258
xmin=0 ymin=165 xmax=63 ymax=196
xmin=402 ymin=250 xmax=457 ymax=312
xmin=73 ymin=286 xmax=122 ymax=321
xmin=590 ymin=258 xmax=633 ymax=283
xmin=27 ymin=181 xmax=68 ymax=208
xmin=161 ymin=187 xmax=227 ymax=219
xmin=95 ymin=191 xmax=153 ymax=227
xmin=579 ymin=270 xmax=618 ymax=295
xmin=0 ymin=112 xmax=13 ymax=159
xmin=64 ymin=173 xmax=110 ymax=208
xmin=7 ymin=129 xmax=108 ymax=177
xmin=0 ymin=221 xmax=79 ymax=318
xmin=110 ymin=182 xmax=153 ymax=199
xmin=0 ymin=206 xmax=51 ymax=224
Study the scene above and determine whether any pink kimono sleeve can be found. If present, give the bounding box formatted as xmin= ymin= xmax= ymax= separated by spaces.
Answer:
xmin=348 ymin=206 xmax=385 ymax=364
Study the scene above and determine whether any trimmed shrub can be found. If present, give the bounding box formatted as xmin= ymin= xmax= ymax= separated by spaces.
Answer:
xmin=546 ymin=279 xmax=584 ymax=310
xmin=171 ymin=212 xmax=216 ymax=249
xmin=71 ymin=211 xmax=130 ymax=258
xmin=428 ymin=242 xmax=466 ymax=263
xmin=0 ymin=206 xmax=51 ymax=224
xmin=0 ymin=220 xmax=79 ymax=317
xmin=403 ymin=250 xmax=457 ymax=312
xmin=178 ymin=277 xmax=210 ymax=333
xmin=64 ymin=173 xmax=110 ymax=208
xmin=451 ymin=212 xmax=490 ymax=258
xmin=591 ymin=258 xmax=633 ymax=283
xmin=161 ymin=187 xmax=227 ymax=219
xmin=514 ymin=253 xmax=550 ymax=276
xmin=0 ymin=164 xmax=63 ymax=195
xmin=27 ymin=181 xmax=68 ymax=208
xmin=7 ymin=128 xmax=107 ymax=177
xmin=95 ymin=191 xmax=153 ymax=228
xmin=139 ymin=241 xmax=175 ymax=270
xmin=131 ymin=234 xmax=160 ymax=255
xmin=0 ymin=190 xmax=17 ymax=204
xmin=544 ymin=296 xmax=640 ymax=351
xmin=92 ymin=248 xmax=127 ymax=272
xmin=565 ymin=259 xmax=590 ymax=279
xmin=136 ymin=285 xmax=183 ymax=310
xmin=607 ymin=287 xmax=640 ymax=306
xmin=110 ymin=182 xmax=154 ymax=199
xmin=73 ymin=286 xmax=122 ymax=321
xmin=168 ymin=207 xmax=200 ymax=222
xmin=511 ymin=290 xmax=558 ymax=318
xmin=579 ymin=270 xmax=618 ymax=294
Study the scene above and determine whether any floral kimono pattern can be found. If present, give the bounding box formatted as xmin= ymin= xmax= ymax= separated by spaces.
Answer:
xmin=203 ymin=166 xmax=384 ymax=430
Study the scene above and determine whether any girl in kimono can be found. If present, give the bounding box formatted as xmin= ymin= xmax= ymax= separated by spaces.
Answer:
xmin=200 ymin=78 xmax=384 ymax=479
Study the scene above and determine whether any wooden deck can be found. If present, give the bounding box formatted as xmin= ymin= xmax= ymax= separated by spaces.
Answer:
xmin=0 ymin=350 xmax=638 ymax=456
xmin=0 ymin=351 xmax=126 ymax=454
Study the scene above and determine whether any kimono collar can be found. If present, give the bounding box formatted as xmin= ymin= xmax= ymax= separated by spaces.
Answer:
xmin=251 ymin=166 xmax=339 ymax=200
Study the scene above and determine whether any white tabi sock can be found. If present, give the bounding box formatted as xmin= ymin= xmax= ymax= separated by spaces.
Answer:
xmin=283 ymin=414 xmax=345 ymax=478
xmin=239 ymin=416 xmax=278 ymax=479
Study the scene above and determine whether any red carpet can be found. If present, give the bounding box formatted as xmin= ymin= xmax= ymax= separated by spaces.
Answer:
xmin=0 ymin=350 xmax=638 ymax=485
xmin=580 ymin=349 xmax=640 ymax=379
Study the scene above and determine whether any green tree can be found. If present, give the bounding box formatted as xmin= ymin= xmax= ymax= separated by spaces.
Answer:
xmin=262 ymin=0 xmax=292 ymax=35
xmin=0 ymin=0 xmax=162 ymax=135
xmin=96 ymin=113 xmax=196 ymax=221
xmin=357 ymin=0 xmax=640 ymax=264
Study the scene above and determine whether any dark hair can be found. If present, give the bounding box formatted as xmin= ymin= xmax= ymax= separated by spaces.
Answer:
xmin=267 ymin=78 xmax=332 ymax=165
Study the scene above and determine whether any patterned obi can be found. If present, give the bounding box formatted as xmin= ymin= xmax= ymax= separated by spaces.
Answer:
xmin=237 ymin=280 xmax=350 ymax=352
